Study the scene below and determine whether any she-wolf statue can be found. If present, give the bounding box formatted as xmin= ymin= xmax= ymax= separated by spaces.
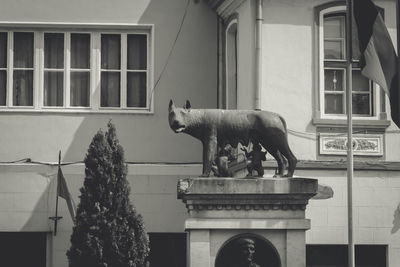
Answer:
xmin=168 ymin=100 xmax=297 ymax=177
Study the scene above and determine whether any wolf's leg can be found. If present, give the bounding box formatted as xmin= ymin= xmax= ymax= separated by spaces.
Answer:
xmin=262 ymin=144 xmax=285 ymax=177
xmin=270 ymin=150 xmax=285 ymax=177
xmin=279 ymin=142 xmax=297 ymax=177
xmin=201 ymin=136 xmax=218 ymax=177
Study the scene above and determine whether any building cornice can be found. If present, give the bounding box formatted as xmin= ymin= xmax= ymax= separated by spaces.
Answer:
xmin=206 ymin=0 xmax=247 ymax=20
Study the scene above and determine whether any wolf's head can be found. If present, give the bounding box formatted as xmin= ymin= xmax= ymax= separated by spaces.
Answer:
xmin=168 ymin=99 xmax=192 ymax=133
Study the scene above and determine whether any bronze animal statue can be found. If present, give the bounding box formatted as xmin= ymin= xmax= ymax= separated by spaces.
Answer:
xmin=241 ymin=143 xmax=267 ymax=177
xmin=168 ymin=100 xmax=297 ymax=177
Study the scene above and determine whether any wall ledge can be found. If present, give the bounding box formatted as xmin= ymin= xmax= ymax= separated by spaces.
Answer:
xmin=263 ymin=160 xmax=400 ymax=171
xmin=0 ymin=160 xmax=400 ymax=173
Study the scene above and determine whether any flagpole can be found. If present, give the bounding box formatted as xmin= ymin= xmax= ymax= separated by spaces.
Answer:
xmin=49 ymin=151 xmax=63 ymax=236
xmin=54 ymin=151 xmax=61 ymax=236
xmin=346 ymin=1 xmax=355 ymax=267
xmin=397 ymin=0 xmax=400 ymax=106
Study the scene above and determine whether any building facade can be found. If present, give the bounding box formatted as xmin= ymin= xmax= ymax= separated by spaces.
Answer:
xmin=0 ymin=0 xmax=398 ymax=266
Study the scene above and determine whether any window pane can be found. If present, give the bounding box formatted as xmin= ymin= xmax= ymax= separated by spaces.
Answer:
xmin=0 ymin=232 xmax=47 ymax=267
xmin=356 ymin=245 xmax=387 ymax=267
xmin=14 ymin=32 xmax=33 ymax=68
xmin=324 ymin=40 xmax=344 ymax=59
xmin=307 ymin=245 xmax=347 ymax=266
xmin=71 ymin=33 xmax=90 ymax=69
xmin=128 ymin=34 xmax=147 ymax=70
xmin=148 ymin=233 xmax=187 ymax=267
xmin=324 ymin=16 xmax=344 ymax=38
xmin=13 ymin=70 xmax=33 ymax=106
xmin=307 ymin=245 xmax=387 ymax=267
xmin=101 ymin=72 xmax=120 ymax=107
xmin=325 ymin=94 xmax=344 ymax=114
xmin=44 ymin=33 xmax=64 ymax=69
xmin=352 ymin=33 xmax=361 ymax=60
xmin=71 ymin=72 xmax=89 ymax=107
xmin=352 ymin=70 xmax=369 ymax=91
xmin=0 ymin=70 xmax=5 ymax=105
xmin=101 ymin=34 xmax=120 ymax=69
xmin=44 ymin=72 xmax=63 ymax=106
xmin=127 ymin=72 xmax=146 ymax=107
xmin=353 ymin=93 xmax=370 ymax=115
xmin=325 ymin=69 xmax=344 ymax=91
xmin=0 ymin=32 xmax=7 ymax=68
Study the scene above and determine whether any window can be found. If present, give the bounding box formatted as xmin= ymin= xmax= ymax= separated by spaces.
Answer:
xmin=317 ymin=5 xmax=384 ymax=121
xmin=13 ymin=32 xmax=34 ymax=107
xmin=0 ymin=232 xmax=47 ymax=267
xmin=100 ymin=33 xmax=147 ymax=108
xmin=225 ymin=18 xmax=238 ymax=110
xmin=0 ymin=24 xmax=152 ymax=113
xmin=44 ymin=33 xmax=64 ymax=107
xmin=0 ymin=32 xmax=6 ymax=106
xmin=148 ymin=233 xmax=186 ymax=267
xmin=306 ymin=244 xmax=387 ymax=267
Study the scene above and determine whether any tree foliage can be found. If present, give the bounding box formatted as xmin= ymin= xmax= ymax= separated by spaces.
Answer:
xmin=67 ymin=122 xmax=149 ymax=267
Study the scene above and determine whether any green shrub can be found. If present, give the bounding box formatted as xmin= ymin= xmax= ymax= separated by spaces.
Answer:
xmin=67 ymin=122 xmax=149 ymax=267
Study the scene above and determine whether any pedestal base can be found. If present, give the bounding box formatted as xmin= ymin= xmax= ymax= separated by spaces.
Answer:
xmin=178 ymin=177 xmax=318 ymax=267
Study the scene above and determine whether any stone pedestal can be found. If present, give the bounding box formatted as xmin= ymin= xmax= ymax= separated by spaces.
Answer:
xmin=177 ymin=177 xmax=318 ymax=267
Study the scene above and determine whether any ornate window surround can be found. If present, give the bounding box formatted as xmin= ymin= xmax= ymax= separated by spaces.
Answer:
xmin=0 ymin=22 xmax=154 ymax=114
xmin=312 ymin=1 xmax=390 ymax=129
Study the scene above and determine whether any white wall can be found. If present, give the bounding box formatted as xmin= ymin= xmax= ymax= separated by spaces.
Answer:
xmin=0 ymin=0 xmax=218 ymax=164
xmin=2 ymin=164 xmax=398 ymax=266
xmin=306 ymin=171 xmax=400 ymax=267
xmin=255 ymin=0 xmax=399 ymax=161
xmin=235 ymin=0 xmax=257 ymax=109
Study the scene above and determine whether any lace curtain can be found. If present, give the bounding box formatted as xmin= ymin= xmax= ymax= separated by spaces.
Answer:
xmin=101 ymin=34 xmax=120 ymax=107
xmin=13 ymin=32 xmax=34 ymax=106
xmin=0 ymin=32 xmax=6 ymax=105
xmin=71 ymin=33 xmax=90 ymax=107
xmin=44 ymin=33 xmax=90 ymax=107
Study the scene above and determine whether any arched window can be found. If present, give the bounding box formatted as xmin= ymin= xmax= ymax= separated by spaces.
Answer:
xmin=315 ymin=2 xmax=387 ymax=123
xmin=225 ymin=18 xmax=238 ymax=110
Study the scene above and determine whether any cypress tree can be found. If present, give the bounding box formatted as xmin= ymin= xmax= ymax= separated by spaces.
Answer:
xmin=67 ymin=122 xmax=149 ymax=267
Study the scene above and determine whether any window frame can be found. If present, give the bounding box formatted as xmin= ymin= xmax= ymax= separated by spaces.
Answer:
xmin=0 ymin=22 xmax=154 ymax=114
xmin=318 ymin=5 xmax=381 ymax=121
xmin=306 ymin=244 xmax=388 ymax=267
xmin=224 ymin=17 xmax=238 ymax=110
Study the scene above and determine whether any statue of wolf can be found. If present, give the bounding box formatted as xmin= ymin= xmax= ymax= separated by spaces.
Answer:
xmin=168 ymin=100 xmax=297 ymax=177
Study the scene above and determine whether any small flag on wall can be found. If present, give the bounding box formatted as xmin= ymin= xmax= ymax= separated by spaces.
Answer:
xmin=353 ymin=0 xmax=399 ymax=127
xmin=58 ymin=164 xmax=77 ymax=223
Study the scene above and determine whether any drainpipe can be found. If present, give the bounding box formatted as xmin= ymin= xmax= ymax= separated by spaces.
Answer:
xmin=255 ymin=0 xmax=263 ymax=110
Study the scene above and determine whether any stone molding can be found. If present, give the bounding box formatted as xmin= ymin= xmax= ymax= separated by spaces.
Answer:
xmin=186 ymin=203 xmax=307 ymax=211
xmin=185 ymin=218 xmax=311 ymax=230
xmin=206 ymin=0 xmax=247 ymax=20
xmin=319 ymin=133 xmax=383 ymax=156
xmin=178 ymin=177 xmax=318 ymax=196
xmin=178 ymin=177 xmax=318 ymax=215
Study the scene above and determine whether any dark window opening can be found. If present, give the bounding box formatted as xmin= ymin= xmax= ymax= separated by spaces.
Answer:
xmin=148 ymin=232 xmax=186 ymax=267
xmin=307 ymin=244 xmax=387 ymax=267
xmin=0 ymin=232 xmax=47 ymax=267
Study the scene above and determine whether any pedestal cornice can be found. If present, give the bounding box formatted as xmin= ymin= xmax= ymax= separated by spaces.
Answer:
xmin=178 ymin=177 xmax=318 ymax=213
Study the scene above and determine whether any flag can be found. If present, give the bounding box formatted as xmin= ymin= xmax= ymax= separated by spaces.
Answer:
xmin=58 ymin=165 xmax=77 ymax=222
xmin=353 ymin=0 xmax=400 ymax=127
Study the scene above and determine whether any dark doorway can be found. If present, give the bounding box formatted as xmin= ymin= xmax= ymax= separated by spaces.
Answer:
xmin=148 ymin=232 xmax=186 ymax=267
xmin=306 ymin=244 xmax=387 ymax=267
xmin=0 ymin=232 xmax=47 ymax=267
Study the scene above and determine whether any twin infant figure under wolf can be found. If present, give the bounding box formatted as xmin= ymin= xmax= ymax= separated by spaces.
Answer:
xmin=168 ymin=100 xmax=297 ymax=178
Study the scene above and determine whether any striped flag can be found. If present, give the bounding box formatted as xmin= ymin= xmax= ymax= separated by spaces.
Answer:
xmin=58 ymin=165 xmax=77 ymax=222
xmin=353 ymin=0 xmax=399 ymax=127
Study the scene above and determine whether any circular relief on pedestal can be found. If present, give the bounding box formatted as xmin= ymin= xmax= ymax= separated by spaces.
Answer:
xmin=215 ymin=233 xmax=281 ymax=267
